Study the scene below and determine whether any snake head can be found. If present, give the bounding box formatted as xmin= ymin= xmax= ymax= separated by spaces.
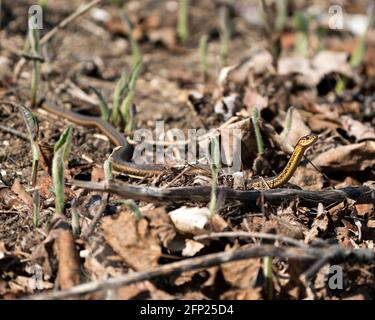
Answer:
xmin=297 ymin=134 xmax=318 ymax=148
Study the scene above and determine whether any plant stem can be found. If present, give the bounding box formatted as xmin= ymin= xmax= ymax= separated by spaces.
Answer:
xmin=177 ymin=0 xmax=189 ymax=44
xmin=251 ymin=108 xmax=264 ymax=156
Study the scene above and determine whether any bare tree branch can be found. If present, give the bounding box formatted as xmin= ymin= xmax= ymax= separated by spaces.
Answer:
xmin=72 ymin=180 xmax=375 ymax=207
xmin=25 ymin=244 xmax=375 ymax=300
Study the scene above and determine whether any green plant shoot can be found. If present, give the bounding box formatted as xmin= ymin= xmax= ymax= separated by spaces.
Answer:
xmin=251 ymin=108 xmax=264 ymax=156
xmin=52 ymin=127 xmax=72 ymax=215
xmin=91 ymin=87 xmax=110 ymax=122
xmin=104 ymin=146 xmax=121 ymax=181
xmin=219 ymin=6 xmax=231 ymax=67
xmin=122 ymin=199 xmax=142 ymax=221
xmin=28 ymin=17 xmax=40 ymax=107
xmin=199 ymin=34 xmax=209 ymax=82
xmin=120 ymin=61 xmax=142 ymax=131
xmin=177 ymin=0 xmax=189 ymax=44
xmin=19 ymin=105 xmax=40 ymax=186
xmin=208 ymin=136 xmax=221 ymax=217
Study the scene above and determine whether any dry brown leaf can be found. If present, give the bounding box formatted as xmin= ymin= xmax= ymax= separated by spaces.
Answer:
xmin=304 ymin=204 xmax=329 ymax=243
xmin=220 ymin=287 xmax=262 ymax=300
xmin=0 ymin=188 xmax=25 ymax=210
xmin=102 ymin=211 xmax=161 ymax=271
xmin=273 ymin=205 xmax=307 ymax=239
xmin=278 ymin=51 xmax=353 ymax=86
xmin=36 ymin=174 xmax=76 ymax=201
xmin=0 ymin=241 xmax=9 ymax=259
xmin=54 ymin=230 xmax=80 ymax=290
xmin=308 ymin=115 xmax=341 ymax=132
xmin=91 ymin=166 xmax=105 ymax=182
xmin=281 ymin=109 xmax=311 ymax=147
xmin=116 ymin=281 xmax=172 ymax=300
xmin=311 ymin=141 xmax=375 ymax=172
xmin=355 ymin=204 xmax=374 ymax=217
xmin=341 ymin=115 xmax=375 ymax=142
xmin=142 ymin=206 xmax=176 ymax=249
xmin=289 ymin=167 xmax=324 ymax=191
xmin=169 ymin=206 xmax=210 ymax=235
xmin=11 ymin=179 xmax=32 ymax=207
xmin=243 ymin=88 xmax=268 ymax=112
xmin=148 ymin=27 xmax=177 ymax=50
xmin=182 ymin=239 xmax=204 ymax=257
xmin=221 ymin=244 xmax=261 ymax=288
xmin=210 ymin=214 xmax=229 ymax=233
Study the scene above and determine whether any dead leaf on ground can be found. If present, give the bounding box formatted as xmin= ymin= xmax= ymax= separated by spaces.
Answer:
xmin=36 ymin=174 xmax=76 ymax=201
xmin=278 ymin=51 xmax=353 ymax=86
xmin=341 ymin=115 xmax=375 ymax=142
xmin=280 ymin=109 xmax=311 ymax=147
xmin=0 ymin=188 xmax=26 ymax=210
xmin=102 ymin=211 xmax=161 ymax=271
xmin=289 ymin=167 xmax=324 ymax=191
xmin=169 ymin=206 xmax=210 ymax=235
xmin=91 ymin=166 xmax=105 ymax=182
xmin=304 ymin=204 xmax=329 ymax=243
xmin=355 ymin=204 xmax=374 ymax=217
xmin=11 ymin=179 xmax=32 ymax=207
xmin=116 ymin=281 xmax=172 ymax=300
xmin=141 ymin=205 xmax=176 ymax=249
xmin=148 ymin=27 xmax=177 ymax=50
xmin=221 ymin=244 xmax=261 ymax=289
xmin=311 ymin=141 xmax=375 ymax=172
xmin=182 ymin=239 xmax=205 ymax=257
xmin=243 ymin=88 xmax=268 ymax=113
xmin=54 ymin=230 xmax=80 ymax=290
xmin=220 ymin=287 xmax=263 ymax=300
xmin=0 ymin=241 xmax=9 ymax=259
xmin=273 ymin=204 xmax=307 ymax=240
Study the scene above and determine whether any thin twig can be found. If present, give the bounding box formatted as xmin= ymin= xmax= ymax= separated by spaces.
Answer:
xmin=24 ymin=244 xmax=375 ymax=300
xmin=0 ymin=124 xmax=28 ymax=140
xmin=194 ymin=231 xmax=308 ymax=248
xmin=72 ymin=180 xmax=375 ymax=208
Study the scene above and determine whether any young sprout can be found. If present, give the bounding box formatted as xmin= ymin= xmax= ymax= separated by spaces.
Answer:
xmin=263 ymin=256 xmax=274 ymax=299
xmin=275 ymin=0 xmax=287 ymax=34
xmin=104 ymin=146 xmax=121 ymax=182
xmin=219 ymin=6 xmax=231 ymax=67
xmin=122 ymin=11 xmax=142 ymax=67
xmin=281 ymin=106 xmax=294 ymax=141
xmin=208 ymin=136 xmax=221 ymax=217
xmin=259 ymin=0 xmax=283 ymax=69
xmin=177 ymin=0 xmax=189 ymax=44
xmin=199 ymin=34 xmax=209 ymax=82
xmin=38 ymin=0 xmax=48 ymax=9
xmin=293 ymin=11 xmax=309 ymax=56
xmin=33 ymin=190 xmax=40 ymax=228
xmin=111 ymin=0 xmax=125 ymax=7
xmin=251 ymin=108 xmax=264 ymax=156
xmin=19 ymin=105 xmax=40 ymax=186
xmin=120 ymin=61 xmax=142 ymax=132
xmin=130 ymin=35 xmax=142 ymax=68
xmin=28 ymin=17 xmax=40 ymax=107
xmin=91 ymin=87 xmax=110 ymax=121
xmin=112 ymin=71 xmax=128 ymax=126
xmin=335 ymin=11 xmax=373 ymax=94
xmin=52 ymin=127 xmax=72 ymax=215
xmin=121 ymin=199 xmax=142 ymax=221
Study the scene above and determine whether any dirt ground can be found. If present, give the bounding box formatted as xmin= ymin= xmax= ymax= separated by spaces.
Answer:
xmin=1 ymin=0 xmax=375 ymax=300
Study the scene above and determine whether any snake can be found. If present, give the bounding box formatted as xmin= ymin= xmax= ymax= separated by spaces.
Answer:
xmin=248 ymin=134 xmax=318 ymax=189
xmin=40 ymin=101 xmax=318 ymax=188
